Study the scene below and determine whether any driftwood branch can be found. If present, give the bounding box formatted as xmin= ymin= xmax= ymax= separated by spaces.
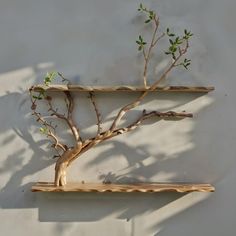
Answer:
xmin=46 ymin=92 xmax=82 ymax=143
xmin=89 ymin=92 xmax=102 ymax=135
xmin=103 ymin=110 xmax=192 ymax=141
xmin=34 ymin=111 xmax=67 ymax=152
xmin=110 ymin=39 xmax=190 ymax=132
xmin=64 ymin=110 xmax=192 ymax=167
xmin=80 ymin=111 xmax=193 ymax=149
xmin=142 ymin=15 xmax=165 ymax=87
xmin=29 ymin=91 xmax=68 ymax=153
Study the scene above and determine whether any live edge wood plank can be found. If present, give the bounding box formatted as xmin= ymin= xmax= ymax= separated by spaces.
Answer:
xmin=31 ymin=182 xmax=215 ymax=193
xmin=30 ymin=85 xmax=215 ymax=93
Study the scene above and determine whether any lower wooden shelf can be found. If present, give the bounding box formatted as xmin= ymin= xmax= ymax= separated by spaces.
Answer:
xmin=31 ymin=182 xmax=215 ymax=193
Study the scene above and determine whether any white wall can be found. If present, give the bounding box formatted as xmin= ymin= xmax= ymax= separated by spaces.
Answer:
xmin=0 ymin=0 xmax=236 ymax=235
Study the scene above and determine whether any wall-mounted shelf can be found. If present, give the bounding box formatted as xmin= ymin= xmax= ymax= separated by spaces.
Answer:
xmin=30 ymin=83 xmax=215 ymax=191
xmin=30 ymin=85 xmax=215 ymax=93
xmin=31 ymin=182 xmax=215 ymax=193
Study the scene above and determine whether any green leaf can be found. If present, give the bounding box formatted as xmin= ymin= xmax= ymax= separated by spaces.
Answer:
xmin=169 ymin=45 xmax=177 ymax=52
xmin=145 ymin=19 xmax=151 ymax=23
xmin=169 ymin=39 xmax=174 ymax=45
xmin=44 ymin=71 xmax=57 ymax=86
xmin=32 ymin=95 xmax=43 ymax=100
xmin=136 ymin=40 xmax=141 ymax=45
xmin=138 ymin=45 xmax=142 ymax=51
xmin=175 ymin=37 xmax=182 ymax=44
xmin=39 ymin=127 xmax=48 ymax=134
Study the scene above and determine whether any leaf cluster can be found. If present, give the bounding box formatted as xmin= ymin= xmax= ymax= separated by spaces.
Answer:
xmin=179 ymin=58 xmax=191 ymax=69
xmin=165 ymin=28 xmax=193 ymax=68
xmin=136 ymin=35 xmax=147 ymax=51
xmin=32 ymin=88 xmax=45 ymax=100
xmin=39 ymin=127 xmax=49 ymax=135
xmin=31 ymin=71 xmax=57 ymax=101
xmin=44 ymin=71 xmax=57 ymax=86
xmin=138 ymin=3 xmax=156 ymax=24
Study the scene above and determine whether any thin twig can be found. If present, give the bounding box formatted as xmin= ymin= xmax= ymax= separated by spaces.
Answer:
xmin=89 ymin=92 xmax=102 ymax=135
xmin=31 ymin=109 xmax=68 ymax=152
xmin=58 ymin=72 xmax=71 ymax=84
xmin=46 ymin=92 xmax=82 ymax=143
xmin=143 ymin=15 xmax=161 ymax=87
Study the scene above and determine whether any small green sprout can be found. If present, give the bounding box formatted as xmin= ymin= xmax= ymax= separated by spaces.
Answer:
xmin=31 ymin=88 xmax=46 ymax=101
xmin=138 ymin=3 xmax=156 ymax=24
xmin=165 ymin=28 xmax=193 ymax=60
xmin=183 ymin=29 xmax=194 ymax=40
xmin=39 ymin=127 xmax=49 ymax=135
xmin=44 ymin=71 xmax=57 ymax=86
xmin=136 ymin=35 xmax=147 ymax=51
xmin=180 ymin=58 xmax=191 ymax=69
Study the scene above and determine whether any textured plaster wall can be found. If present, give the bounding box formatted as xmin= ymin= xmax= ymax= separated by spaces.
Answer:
xmin=0 ymin=0 xmax=236 ymax=235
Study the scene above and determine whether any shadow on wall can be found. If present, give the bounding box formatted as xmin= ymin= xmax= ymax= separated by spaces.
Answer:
xmin=0 ymin=63 xmax=214 ymax=227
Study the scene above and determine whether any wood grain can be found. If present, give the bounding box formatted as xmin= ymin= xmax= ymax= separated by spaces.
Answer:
xmin=30 ymin=85 xmax=215 ymax=93
xmin=31 ymin=182 xmax=215 ymax=193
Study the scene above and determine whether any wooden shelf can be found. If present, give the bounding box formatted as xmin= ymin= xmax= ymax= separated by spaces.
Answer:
xmin=30 ymin=85 xmax=215 ymax=93
xmin=31 ymin=182 xmax=215 ymax=193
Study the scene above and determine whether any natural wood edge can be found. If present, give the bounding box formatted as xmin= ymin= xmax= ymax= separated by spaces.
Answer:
xmin=31 ymin=182 xmax=215 ymax=193
xmin=30 ymin=85 xmax=215 ymax=93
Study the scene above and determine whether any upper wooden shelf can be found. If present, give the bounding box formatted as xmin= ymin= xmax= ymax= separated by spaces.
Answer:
xmin=31 ymin=182 xmax=215 ymax=193
xmin=30 ymin=85 xmax=215 ymax=93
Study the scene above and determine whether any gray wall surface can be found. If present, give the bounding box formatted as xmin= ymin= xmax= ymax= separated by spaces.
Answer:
xmin=0 ymin=0 xmax=236 ymax=235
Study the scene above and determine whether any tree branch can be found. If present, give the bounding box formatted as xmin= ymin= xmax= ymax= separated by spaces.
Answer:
xmin=30 ymin=102 xmax=68 ymax=153
xmin=143 ymin=15 xmax=161 ymax=87
xmin=46 ymin=92 xmax=82 ymax=143
xmin=110 ymin=39 xmax=190 ymax=131
xmin=66 ymin=109 xmax=192 ymax=166
xmin=106 ymin=110 xmax=192 ymax=140
xmin=89 ymin=92 xmax=102 ymax=135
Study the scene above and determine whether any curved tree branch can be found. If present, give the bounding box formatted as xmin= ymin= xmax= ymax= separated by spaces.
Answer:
xmin=46 ymin=92 xmax=82 ymax=143
xmin=110 ymin=39 xmax=190 ymax=131
xmin=30 ymin=97 xmax=68 ymax=153
xmin=89 ymin=92 xmax=102 ymax=135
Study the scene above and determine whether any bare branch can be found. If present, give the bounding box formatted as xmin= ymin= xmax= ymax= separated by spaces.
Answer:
xmin=46 ymin=92 xmax=82 ymax=143
xmin=81 ymin=110 xmax=192 ymax=147
xmin=30 ymin=102 xmax=68 ymax=153
xmin=143 ymin=15 xmax=161 ymax=87
xmin=58 ymin=72 xmax=71 ymax=84
xmin=64 ymin=109 xmax=192 ymax=169
xmin=89 ymin=92 xmax=102 ymax=135
xmin=105 ymin=110 xmax=192 ymax=140
xmin=153 ymin=32 xmax=165 ymax=46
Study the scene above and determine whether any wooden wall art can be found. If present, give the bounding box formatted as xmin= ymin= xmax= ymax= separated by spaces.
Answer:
xmin=30 ymin=3 xmax=215 ymax=193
